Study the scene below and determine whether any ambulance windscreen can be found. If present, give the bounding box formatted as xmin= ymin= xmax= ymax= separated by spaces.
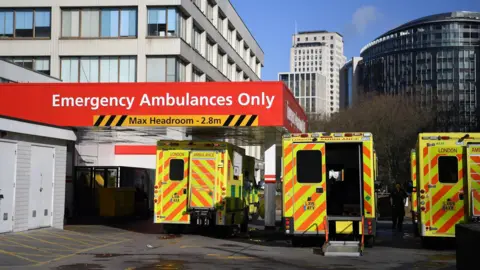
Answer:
xmin=296 ymin=150 xmax=323 ymax=183
xmin=169 ymin=159 xmax=185 ymax=181
xmin=438 ymin=156 xmax=458 ymax=184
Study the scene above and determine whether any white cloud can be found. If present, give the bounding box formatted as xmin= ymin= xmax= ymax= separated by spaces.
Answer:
xmin=351 ymin=6 xmax=382 ymax=35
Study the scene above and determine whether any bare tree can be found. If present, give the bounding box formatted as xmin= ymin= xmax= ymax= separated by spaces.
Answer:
xmin=309 ymin=93 xmax=436 ymax=186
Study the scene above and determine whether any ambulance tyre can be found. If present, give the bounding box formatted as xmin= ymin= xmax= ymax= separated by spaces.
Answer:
xmin=240 ymin=207 xmax=249 ymax=233
xmin=365 ymin=236 xmax=375 ymax=248
xmin=421 ymin=237 xmax=432 ymax=249
xmin=163 ymin=224 xmax=184 ymax=235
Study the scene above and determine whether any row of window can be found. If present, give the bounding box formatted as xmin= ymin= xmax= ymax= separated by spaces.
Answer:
xmin=0 ymin=9 xmax=50 ymax=38
xmin=1 ymin=55 xmax=253 ymax=83
xmin=0 ymin=7 xmax=261 ymax=77
xmin=297 ymin=35 xmax=336 ymax=43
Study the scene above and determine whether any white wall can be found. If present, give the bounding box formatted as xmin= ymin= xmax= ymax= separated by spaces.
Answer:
xmin=0 ymin=133 xmax=68 ymax=232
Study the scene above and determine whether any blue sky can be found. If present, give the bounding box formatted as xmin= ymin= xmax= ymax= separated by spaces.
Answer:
xmin=230 ymin=0 xmax=480 ymax=81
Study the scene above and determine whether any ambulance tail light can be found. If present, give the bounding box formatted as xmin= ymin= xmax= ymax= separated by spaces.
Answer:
xmin=345 ymin=133 xmax=353 ymax=137
xmin=285 ymin=218 xmax=293 ymax=234
xmin=300 ymin=134 xmax=309 ymax=138
xmin=440 ymin=136 xmax=450 ymax=140
xmin=421 ymin=206 xmax=426 ymax=211
xmin=412 ymin=188 xmax=417 ymax=192
xmin=420 ymin=189 xmax=425 ymax=194
xmin=354 ymin=133 xmax=363 ymax=136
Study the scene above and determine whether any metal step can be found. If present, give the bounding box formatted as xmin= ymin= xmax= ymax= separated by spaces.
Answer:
xmin=322 ymin=241 xmax=362 ymax=257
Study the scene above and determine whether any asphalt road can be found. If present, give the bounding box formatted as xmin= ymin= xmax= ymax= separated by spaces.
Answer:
xmin=0 ymin=220 xmax=456 ymax=270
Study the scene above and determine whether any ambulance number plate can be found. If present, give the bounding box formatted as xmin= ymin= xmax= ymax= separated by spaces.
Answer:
xmin=305 ymin=201 xmax=315 ymax=210
xmin=442 ymin=201 xmax=455 ymax=211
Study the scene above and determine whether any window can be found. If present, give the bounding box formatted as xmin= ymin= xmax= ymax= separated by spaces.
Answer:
xmin=438 ymin=156 xmax=458 ymax=184
xmin=193 ymin=69 xmax=203 ymax=82
xmin=206 ymin=39 xmax=214 ymax=63
xmin=81 ymin=9 xmax=100 ymax=37
xmin=193 ymin=25 xmax=202 ymax=52
xmin=3 ymin=56 xmax=50 ymax=75
xmin=169 ymin=159 xmax=184 ymax=180
xmin=217 ymin=50 xmax=225 ymax=74
xmin=61 ymin=56 xmax=136 ymax=82
xmin=227 ymin=25 xmax=233 ymax=44
xmin=146 ymin=57 xmax=187 ymax=82
xmin=148 ymin=8 xmax=178 ymax=37
xmin=206 ymin=1 xmax=214 ymax=22
xmin=296 ymin=150 xmax=323 ymax=183
xmin=227 ymin=61 xmax=233 ymax=80
xmin=217 ymin=12 xmax=225 ymax=34
xmin=62 ymin=8 xmax=136 ymax=38
xmin=1 ymin=9 xmax=50 ymax=38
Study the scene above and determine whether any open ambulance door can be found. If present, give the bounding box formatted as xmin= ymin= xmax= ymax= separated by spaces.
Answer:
xmin=466 ymin=145 xmax=480 ymax=221
xmin=292 ymin=143 xmax=326 ymax=234
xmin=158 ymin=150 xmax=190 ymax=224
xmin=426 ymin=145 xmax=464 ymax=236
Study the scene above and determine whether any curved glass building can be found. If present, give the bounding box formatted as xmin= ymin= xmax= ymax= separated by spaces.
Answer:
xmin=359 ymin=11 xmax=480 ymax=131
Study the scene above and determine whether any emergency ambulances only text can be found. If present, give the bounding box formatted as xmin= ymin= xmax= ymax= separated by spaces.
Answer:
xmin=52 ymin=92 xmax=275 ymax=110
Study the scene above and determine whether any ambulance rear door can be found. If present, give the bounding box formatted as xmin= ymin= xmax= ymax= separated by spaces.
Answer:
xmin=466 ymin=144 xmax=480 ymax=220
xmin=188 ymin=151 xmax=219 ymax=209
xmin=292 ymin=142 xmax=326 ymax=234
xmin=427 ymin=145 xmax=464 ymax=236
xmin=158 ymin=150 xmax=190 ymax=224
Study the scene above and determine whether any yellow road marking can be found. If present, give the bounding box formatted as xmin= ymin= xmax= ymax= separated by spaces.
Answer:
xmin=206 ymin=253 xmax=254 ymax=260
xmin=180 ymin=245 xmax=201 ymax=248
xmin=33 ymin=238 xmax=132 ymax=266
xmin=17 ymin=233 xmax=79 ymax=251
xmin=0 ymin=248 xmax=40 ymax=263
xmin=14 ymin=252 xmax=60 ymax=257
xmin=48 ymin=230 xmax=108 ymax=244
xmin=40 ymin=230 xmax=101 ymax=246
xmin=0 ymin=236 xmax=52 ymax=254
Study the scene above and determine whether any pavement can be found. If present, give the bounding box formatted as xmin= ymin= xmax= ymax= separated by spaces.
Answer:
xmin=0 ymin=220 xmax=456 ymax=270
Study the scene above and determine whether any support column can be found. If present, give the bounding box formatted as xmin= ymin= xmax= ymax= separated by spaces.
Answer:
xmin=264 ymin=134 xmax=277 ymax=230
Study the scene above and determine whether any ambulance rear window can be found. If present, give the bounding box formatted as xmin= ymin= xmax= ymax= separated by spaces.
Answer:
xmin=438 ymin=156 xmax=458 ymax=184
xmin=297 ymin=150 xmax=323 ymax=183
xmin=169 ymin=159 xmax=185 ymax=181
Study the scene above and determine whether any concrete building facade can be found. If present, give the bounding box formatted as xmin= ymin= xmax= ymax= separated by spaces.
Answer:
xmin=339 ymin=57 xmax=362 ymax=110
xmin=290 ymin=31 xmax=346 ymax=114
xmin=0 ymin=0 xmax=264 ymax=83
xmin=278 ymin=72 xmax=328 ymax=118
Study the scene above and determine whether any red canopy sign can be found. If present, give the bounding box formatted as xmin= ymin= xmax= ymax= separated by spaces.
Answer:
xmin=0 ymin=81 xmax=307 ymax=133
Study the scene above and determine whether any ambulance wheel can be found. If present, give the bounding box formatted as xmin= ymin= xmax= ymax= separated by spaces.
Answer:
xmin=240 ymin=208 xmax=249 ymax=233
xmin=291 ymin=237 xmax=302 ymax=247
xmin=163 ymin=224 xmax=184 ymax=235
xmin=365 ymin=236 xmax=375 ymax=248
xmin=421 ymin=237 xmax=434 ymax=249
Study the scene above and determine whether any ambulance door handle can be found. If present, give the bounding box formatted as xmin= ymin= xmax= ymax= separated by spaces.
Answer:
xmin=183 ymin=189 xmax=187 ymax=195
xmin=316 ymin=187 xmax=324 ymax=193
xmin=459 ymin=193 xmax=464 ymax=200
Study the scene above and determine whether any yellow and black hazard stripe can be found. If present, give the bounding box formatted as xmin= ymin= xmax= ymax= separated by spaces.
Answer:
xmin=94 ymin=115 xmax=127 ymax=127
xmin=222 ymin=115 xmax=258 ymax=127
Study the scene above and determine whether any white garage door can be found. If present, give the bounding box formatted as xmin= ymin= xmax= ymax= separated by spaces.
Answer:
xmin=0 ymin=141 xmax=17 ymax=233
xmin=28 ymin=145 xmax=55 ymax=229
